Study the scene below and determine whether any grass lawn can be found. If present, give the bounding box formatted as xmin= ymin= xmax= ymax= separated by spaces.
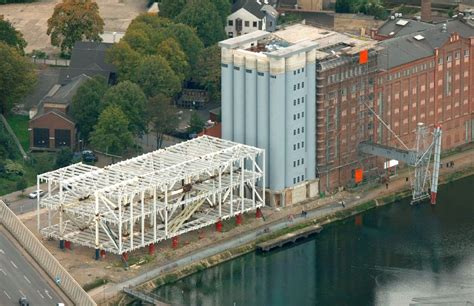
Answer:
xmin=6 ymin=114 xmax=30 ymax=152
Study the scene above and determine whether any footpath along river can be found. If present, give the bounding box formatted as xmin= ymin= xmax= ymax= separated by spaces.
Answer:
xmin=154 ymin=176 xmax=474 ymax=306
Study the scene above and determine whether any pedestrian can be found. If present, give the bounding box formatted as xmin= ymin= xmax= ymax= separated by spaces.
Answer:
xmin=406 ymin=177 xmax=409 ymax=182
xmin=385 ymin=183 xmax=389 ymax=189
xmin=341 ymin=200 xmax=345 ymax=208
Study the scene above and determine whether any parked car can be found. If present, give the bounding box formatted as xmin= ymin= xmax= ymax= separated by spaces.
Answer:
xmin=18 ymin=297 xmax=29 ymax=306
xmin=28 ymin=189 xmax=44 ymax=199
xmin=82 ymin=150 xmax=98 ymax=163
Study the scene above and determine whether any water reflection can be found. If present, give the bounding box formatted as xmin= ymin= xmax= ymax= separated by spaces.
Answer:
xmin=155 ymin=176 xmax=474 ymax=306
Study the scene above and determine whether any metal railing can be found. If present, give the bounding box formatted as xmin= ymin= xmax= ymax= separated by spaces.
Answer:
xmin=31 ymin=57 xmax=70 ymax=67
xmin=0 ymin=200 xmax=96 ymax=306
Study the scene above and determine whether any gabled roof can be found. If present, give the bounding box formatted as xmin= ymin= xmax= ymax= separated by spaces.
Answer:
xmin=377 ymin=18 xmax=436 ymax=37
xmin=43 ymin=74 xmax=91 ymax=105
xmin=59 ymin=41 xmax=116 ymax=84
xmin=232 ymin=0 xmax=266 ymax=19
xmin=377 ymin=19 xmax=474 ymax=69
xmin=30 ymin=109 xmax=76 ymax=125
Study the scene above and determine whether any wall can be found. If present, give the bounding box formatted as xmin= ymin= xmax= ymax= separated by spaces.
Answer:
xmin=29 ymin=112 xmax=75 ymax=150
xmin=226 ymin=9 xmax=262 ymax=37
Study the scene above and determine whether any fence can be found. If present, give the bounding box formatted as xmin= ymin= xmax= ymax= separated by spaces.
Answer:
xmin=31 ymin=57 xmax=70 ymax=67
xmin=0 ymin=114 xmax=28 ymax=160
xmin=0 ymin=200 xmax=96 ymax=306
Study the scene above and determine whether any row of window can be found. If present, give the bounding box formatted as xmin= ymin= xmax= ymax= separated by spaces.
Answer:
xmin=293 ymin=175 xmax=305 ymax=184
xmin=293 ymin=127 xmax=305 ymax=135
xmin=293 ymin=141 xmax=305 ymax=151
xmin=293 ymin=112 xmax=305 ymax=120
xmin=293 ymin=158 xmax=305 ymax=167
xmin=293 ymin=82 xmax=304 ymax=91
xmin=293 ymin=68 xmax=305 ymax=75
xmin=327 ymin=66 xmax=365 ymax=84
xmin=293 ymin=97 xmax=305 ymax=105
xmin=228 ymin=20 xmax=260 ymax=28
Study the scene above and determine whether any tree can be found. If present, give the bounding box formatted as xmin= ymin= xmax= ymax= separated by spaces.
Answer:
xmin=188 ymin=112 xmax=205 ymax=134
xmin=156 ymin=38 xmax=190 ymax=81
xmin=106 ymin=41 xmax=142 ymax=82
xmin=335 ymin=0 xmax=353 ymax=13
xmin=101 ymin=81 xmax=148 ymax=136
xmin=176 ymin=0 xmax=225 ymax=46
xmin=70 ymin=75 xmax=108 ymax=141
xmin=47 ymin=0 xmax=104 ymax=54
xmin=0 ymin=42 xmax=36 ymax=114
xmin=16 ymin=177 xmax=27 ymax=194
xmin=193 ymin=45 xmax=221 ymax=103
xmin=32 ymin=153 xmax=55 ymax=174
xmin=159 ymin=0 xmax=187 ymax=19
xmin=90 ymin=105 xmax=133 ymax=155
xmin=0 ymin=18 xmax=27 ymax=54
xmin=55 ymin=147 xmax=73 ymax=169
xmin=131 ymin=55 xmax=181 ymax=98
xmin=211 ymin=0 xmax=231 ymax=25
xmin=160 ymin=23 xmax=204 ymax=67
xmin=148 ymin=94 xmax=179 ymax=148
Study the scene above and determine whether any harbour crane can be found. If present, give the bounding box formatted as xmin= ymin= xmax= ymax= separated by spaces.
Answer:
xmin=358 ymin=103 xmax=443 ymax=205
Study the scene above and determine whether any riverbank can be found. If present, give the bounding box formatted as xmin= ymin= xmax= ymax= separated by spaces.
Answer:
xmin=115 ymin=150 xmax=474 ymax=305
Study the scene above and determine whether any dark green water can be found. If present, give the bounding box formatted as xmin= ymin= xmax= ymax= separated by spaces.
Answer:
xmin=155 ymin=176 xmax=474 ymax=306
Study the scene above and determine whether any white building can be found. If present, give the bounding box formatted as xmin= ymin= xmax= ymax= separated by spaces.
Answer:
xmin=226 ymin=0 xmax=278 ymax=38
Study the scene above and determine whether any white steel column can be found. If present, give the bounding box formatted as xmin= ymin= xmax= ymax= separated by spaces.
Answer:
xmin=252 ymin=156 xmax=256 ymax=208
xmin=164 ymin=186 xmax=168 ymax=237
xmin=262 ymin=150 xmax=266 ymax=206
xmin=36 ymin=177 xmax=40 ymax=231
xmin=240 ymin=158 xmax=244 ymax=212
xmin=118 ymin=197 xmax=122 ymax=254
xmin=130 ymin=195 xmax=134 ymax=249
xmin=218 ymin=168 xmax=222 ymax=217
xmin=153 ymin=187 xmax=157 ymax=241
xmin=141 ymin=191 xmax=145 ymax=245
xmin=230 ymin=162 xmax=233 ymax=215
xmin=94 ymin=192 xmax=99 ymax=251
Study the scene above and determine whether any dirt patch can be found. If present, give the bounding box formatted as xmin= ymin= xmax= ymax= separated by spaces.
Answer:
xmin=0 ymin=0 xmax=147 ymax=54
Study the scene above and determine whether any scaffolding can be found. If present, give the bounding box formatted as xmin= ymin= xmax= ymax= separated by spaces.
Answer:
xmin=36 ymin=136 xmax=265 ymax=255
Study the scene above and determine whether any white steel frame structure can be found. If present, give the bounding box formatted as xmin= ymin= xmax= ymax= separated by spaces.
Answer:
xmin=37 ymin=136 xmax=265 ymax=255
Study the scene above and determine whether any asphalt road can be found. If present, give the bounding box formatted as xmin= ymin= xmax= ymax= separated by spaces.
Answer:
xmin=5 ymin=197 xmax=37 ymax=215
xmin=0 ymin=228 xmax=64 ymax=305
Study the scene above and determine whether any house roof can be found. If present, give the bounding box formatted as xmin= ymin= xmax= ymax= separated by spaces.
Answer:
xmin=232 ymin=0 xmax=268 ymax=19
xmin=377 ymin=19 xmax=474 ymax=69
xmin=43 ymin=74 xmax=91 ymax=105
xmin=377 ymin=18 xmax=436 ymax=37
xmin=59 ymin=41 xmax=116 ymax=84
xmin=30 ymin=109 xmax=76 ymax=125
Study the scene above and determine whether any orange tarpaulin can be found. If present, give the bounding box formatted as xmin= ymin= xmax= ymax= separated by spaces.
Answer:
xmin=354 ymin=168 xmax=363 ymax=183
xmin=359 ymin=49 xmax=368 ymax=64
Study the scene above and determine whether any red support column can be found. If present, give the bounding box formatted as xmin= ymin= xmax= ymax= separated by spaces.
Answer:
xmin=256 ymin=208 xmax=262 ymax=219
xmin=216 ymin=219 xmax=223 ymax=232
xmin=172 ymin=236 xmax=179 ymax=249
xmin=122 ymin=252 xmax=128 ymax=262
xmin=148 ymin=243 xmax=155 ymax=255
xmin=100 ymin=249 xmax=106 ymax=259
xmin=236 ymin=214 xmax=242 ymax=225
xmin=64 ymin=240 xmax=71 ymax=250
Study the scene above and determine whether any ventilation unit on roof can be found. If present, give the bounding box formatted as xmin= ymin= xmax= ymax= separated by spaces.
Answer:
xmin=396 ymin=19 xmax=409 ymax=26
xmin=414 ymin=35 xmax=425 ymax=40
xmin=389 ymin=31 xmax=395 ymax=36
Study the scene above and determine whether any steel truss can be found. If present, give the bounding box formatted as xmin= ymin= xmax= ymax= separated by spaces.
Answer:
xmin=37 ymin=136 xmax=265 ymax=255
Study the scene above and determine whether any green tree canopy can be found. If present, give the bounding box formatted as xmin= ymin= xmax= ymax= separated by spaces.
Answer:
xmin=188 ymin=112 xmax=205 ymax=134
xmin=47 ymin=0 xmax=104 ymax=54
xmin=193 ymin=45 xmax=221 ymax=102
xmin=156 ymin=38 xmax=190 ymax=81
xmin=101 ymin=81 xmax=148 ymax=136
xmin=211 ymin=0 xmax=231 ymax=25
xmin=160 ymin=22 xmax=203 ymax=67
xmin=70 ymin=75 xmax=108 ymax=141
xmin=0 ymin=18 xmax=27 ymax=54
xmin=131 ymin=55 xmax=181 ymax=98
xmin=0 ymin=42 xmax=36 ymax=114
xmin=90 ymin=105 xmax=133 ymax=155
xmin=176 ymin=0 xmax=225 ymax=47
xmin=158 ymin=0 xmax=187 ymax=19
xmin=106 ymin=41 xmax=142 ymax=82
xmin=147 ymin=94 xmax=179 ymax=148
xmin=55 ymin=147 xmax=73 ymax=169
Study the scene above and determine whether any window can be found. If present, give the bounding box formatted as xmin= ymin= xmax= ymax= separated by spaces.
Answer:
xmin=33 ymin=128 xmax=49 ymax=148
xmin=302 ymin=141 xmax=305 ymax=148
xmin=228 ymin=20 xmax=233 ymax=26
xmin=297 ymin=98 xmax=300 ymax=104
xmin=455 ymin=51 xmax=460 ymax=59
xmin=293 ymin=114 xmax=296 ymax=120
xmin=293 ymin=178 xmax=296 ymax=184
xmin=465 ymin=50 xmax=470 ymax=57
xmin=293 ymin=130 xmax=296 ymax=135
xmin=438 ymin=57 xmax=443 ymax=65
xmin=293 ymin=100 xmax=296 ymax=106
xmin=245 ymin=21 xmax=249 ymax=27
xmin=297 ymin=113 xmax=300 ymax=119
xmin=297 ymin=83 xmax=300 ymax=89
xmin=302 ymin=68 xmax=304 ymax=73
xmin=293 ymin=144 xmax=296 ymax=150
xmin=297 ymin=143 xmax=300 ymax=149
xmin=293 ymin=71 xmax=296 ymax=75
xmin=446 ymin=70 xmax=452 ymax=96
xmin=293 ymin=161 xmax=296 ymax=167
xmin=253 ymin=21 xmax=257 ymax=27
xmin=302 ymin=158 xmax=304 ymax=164
xmin=55 ymin=129 xmax=71 ymax=148
xmin=302 ymin=112 xmax=305 ymax=118
xmin=447 ymin=55 xmax=452 ymax=62
xmin=297 ymin=160 xmax=300 ymax=166
xmin=297 ymin=69 xmax=300 ymax=74
xmin=257 ymin=72 xmax=264 ymax=76
xmin=246 ymin=69 xmax=252 ymax=73
xmin=302 ymin=82 xmax=304 ymax=88
xmin=301 ymin=175 xmax=304 ymax=181
xmin=302 ymin=97 xmax=305 ymax=103
xmin=294 ymin=85 xmax=297 ymax=91
xmin=269 ymin=21 xmax=273 ymax=27
xmin=302 ymin=127 xmax=305 ymax=133
xmin=297 ymin=128 xmax=300 ymax=134
xmin=228 ymin=32 xmax=233 ymax=38
xmin=221 ymin=63 xmax=228 ymax=68
xmin=297 ymin=176 xmax=300 ymax=183
xmin=234 ymin=67 xmax=240 ymax=71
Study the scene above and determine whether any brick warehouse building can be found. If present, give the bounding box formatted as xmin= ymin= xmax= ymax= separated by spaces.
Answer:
xmin=374 ymin=19 xmax=474 ymax=156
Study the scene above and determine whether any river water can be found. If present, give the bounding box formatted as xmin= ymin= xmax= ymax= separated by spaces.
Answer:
xmin=154 ymin=176 xmax=474 ymax=306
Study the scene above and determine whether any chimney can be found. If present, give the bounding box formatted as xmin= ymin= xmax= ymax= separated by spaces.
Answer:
xmin=421 ymin=0 xmax=432 ymax=23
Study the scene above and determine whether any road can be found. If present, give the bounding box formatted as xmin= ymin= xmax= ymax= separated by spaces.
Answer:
xmin=0 ymin=228 xmax=64 ymax=305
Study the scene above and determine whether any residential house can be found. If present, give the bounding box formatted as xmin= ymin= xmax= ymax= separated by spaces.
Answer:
xmin=29 ymin=75 xmax=91 ymax=151
xmin=226 ymin=0 xmax=279 ymax=38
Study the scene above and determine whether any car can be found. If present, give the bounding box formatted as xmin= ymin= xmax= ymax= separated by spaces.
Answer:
xmin=18 ymin=297 xmax=29 ymax=306
xmin=82 ymin=150 xmax=98 ymax=163
xmin=28 ymin=189 xmax=45 ymax=199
